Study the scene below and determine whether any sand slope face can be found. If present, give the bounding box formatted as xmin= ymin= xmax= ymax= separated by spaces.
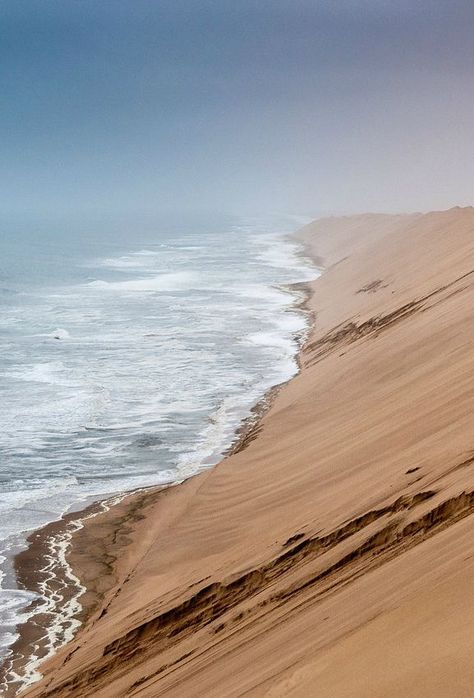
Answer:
xmin=25 ymin=207 xmax=474 ymax=697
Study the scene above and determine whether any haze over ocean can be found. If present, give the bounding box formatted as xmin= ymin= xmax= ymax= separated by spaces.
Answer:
xmin=1 ymin=1 xmax=473 ymax=220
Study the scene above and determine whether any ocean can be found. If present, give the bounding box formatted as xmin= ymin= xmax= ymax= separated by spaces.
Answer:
xmin=0 ymin=213 xmax=316 ymax=677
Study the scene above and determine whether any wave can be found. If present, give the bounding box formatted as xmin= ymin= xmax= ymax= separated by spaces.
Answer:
xmin=175 ymin=396 xmax=239 ymax=480
xmin=86 ymin=271 xmax=198 ymax=292
xmin=9 ymin=361 xmax=74 ymax=386
xmin=243 ymin=330 xmax=296 ymax=351
xmin=94 ymin=250 xmax=160 ymax=270
xmin=232 ymin=283 xmax=295 ymax=305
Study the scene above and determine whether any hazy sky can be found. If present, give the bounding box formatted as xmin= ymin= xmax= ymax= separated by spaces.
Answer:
xmin=1 ymin=0 xmax=473 ymax=221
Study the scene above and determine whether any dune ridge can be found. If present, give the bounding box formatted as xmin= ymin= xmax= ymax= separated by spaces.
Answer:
xmin=16 ymin=207 xmax=474 ymax=696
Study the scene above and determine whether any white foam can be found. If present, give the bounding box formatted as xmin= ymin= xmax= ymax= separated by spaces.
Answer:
xmin=0 ymin=477 xmax=79 ymax=514
xmin=243 ymin=330 xmax=295 ymax=352
xmin=233 ymin=283 xmax=295 ymax=305
xmin=87 ymin=271 xmax=197 ymax=293
xmin=0 ymin=493 xmax=130 ymax=693
xmin=94 ymin=250 xmax=160 ymax=270
xmin=256 ymin=236 xmax=315 ymax=277
xmin=176 ymin=398 xmax=234 ymax=479
xmin=9 ymin=361 xmax=75 ymax=387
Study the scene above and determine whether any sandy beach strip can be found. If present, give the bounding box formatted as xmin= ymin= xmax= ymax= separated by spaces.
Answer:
xmin=0 ymin=487 xmax=167 ymax=695
xmin=6 ymin=206 xmax=474 ymax=696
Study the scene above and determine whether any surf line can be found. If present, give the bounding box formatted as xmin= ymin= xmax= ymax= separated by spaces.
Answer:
xmin=2 ymin=492 xmax=126 ymax=693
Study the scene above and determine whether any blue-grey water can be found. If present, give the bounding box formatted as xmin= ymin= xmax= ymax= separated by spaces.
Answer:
xmin=0 ymin=213 xmax=315 ymax=673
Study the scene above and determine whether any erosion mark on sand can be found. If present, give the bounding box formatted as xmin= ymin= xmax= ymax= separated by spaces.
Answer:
xmin=36 ymin=488 xmax=474 ymax=697
xmin=306 ymin=269 xmax=474 ymax=365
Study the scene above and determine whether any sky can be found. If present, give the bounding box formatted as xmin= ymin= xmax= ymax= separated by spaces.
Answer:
xmin=1 ymin=0 xmax=473 ymax=223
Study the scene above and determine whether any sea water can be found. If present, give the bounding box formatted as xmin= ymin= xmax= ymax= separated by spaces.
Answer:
xmin=0 ymin=213 xmax=316 ymax=672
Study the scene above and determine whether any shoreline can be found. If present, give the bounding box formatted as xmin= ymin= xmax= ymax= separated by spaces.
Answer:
xmin=0 ymin=247 xmax=318 ymax=695
xmin=1 ymin=487 xmax=165 ymax=693
xmin=7 ymin=207 xmax=474 ymax=697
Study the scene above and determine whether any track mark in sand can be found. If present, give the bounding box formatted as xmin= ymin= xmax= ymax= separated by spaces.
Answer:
xmin=306 ymin=298 xmax=426 ymax=365
xmin=356 ymin=279 xmax=388 ymax=294
xmin=448 ymin=451 xmax=474 ymax=474
xmin=306 ymin=268 xmax=474 ymax=365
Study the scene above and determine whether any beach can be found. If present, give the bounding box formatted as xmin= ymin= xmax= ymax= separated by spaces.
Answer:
xmin=6 ymin=207 xmax=474 ymax=696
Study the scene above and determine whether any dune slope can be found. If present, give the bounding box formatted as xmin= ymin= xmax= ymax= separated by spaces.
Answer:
xmin=25 ymin=207 xmax=474 ymax=697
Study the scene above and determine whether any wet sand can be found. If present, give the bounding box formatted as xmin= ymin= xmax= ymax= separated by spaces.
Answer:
xmin=7 ymin=207 xmax=474 ymax=696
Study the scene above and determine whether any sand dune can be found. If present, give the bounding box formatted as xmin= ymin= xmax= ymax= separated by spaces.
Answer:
xmin=22 ymin=206 xmax=474 ymax=697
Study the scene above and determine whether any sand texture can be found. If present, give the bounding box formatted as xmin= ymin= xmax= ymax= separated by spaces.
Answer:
xmin=19 ymin=207 xmax=474 ymax=697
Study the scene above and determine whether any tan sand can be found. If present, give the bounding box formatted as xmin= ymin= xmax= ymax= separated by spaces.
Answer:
xmin=14 ymin=206 xmax=474 ymax=696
